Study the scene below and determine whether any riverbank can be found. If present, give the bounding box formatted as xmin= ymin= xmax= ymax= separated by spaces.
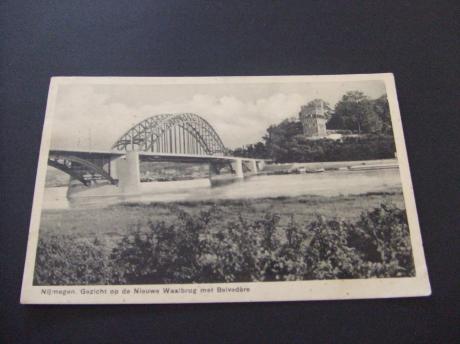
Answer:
xmin=262 ymin=158 xmax=398 ymax=174
xmin=40 ymin=190 xmax=405 ymax=238
xmin=34 ymin=190 xmax=414 ymax=285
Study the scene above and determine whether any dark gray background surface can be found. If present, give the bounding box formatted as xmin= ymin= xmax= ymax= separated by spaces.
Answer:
xmin=1 ymin=1 xmax=458 ymax=342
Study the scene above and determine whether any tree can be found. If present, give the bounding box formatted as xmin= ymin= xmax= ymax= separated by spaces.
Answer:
xmin=373 ymin=95 xmax=392 ymax=134
xmin=326 ymin=112 xmax=345 ymax=130
xmin=263 ymin=119 xmax=303 ymax=162
xmin=231 ymin=141 xmax=268 ymax=159
xmin=334 ymin=91 xmax=382 ymax=134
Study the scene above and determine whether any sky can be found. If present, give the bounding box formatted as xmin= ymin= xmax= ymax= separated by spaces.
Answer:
xmin=50 ymin=79 xmax=386 ymax=150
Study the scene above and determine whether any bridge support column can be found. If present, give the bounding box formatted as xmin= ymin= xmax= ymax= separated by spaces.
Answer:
xmin=232 ymin=158 xmax=244 ymax=179
xmin=249 ymin=160 xmax=258 ymax=174
xmin=109 ymin=157 xmax=119 ymax=180
xmin=115 ymin=151 xmax=141 ymax=195
xmin=257 ymin=160 xmax=265 ymax=171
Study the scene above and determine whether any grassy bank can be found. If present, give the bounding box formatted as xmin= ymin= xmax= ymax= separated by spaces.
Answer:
xmin=40 ymin=190 xmax=405 ymax=238
xmin=34 ymin=190 xmax=415 ymax=285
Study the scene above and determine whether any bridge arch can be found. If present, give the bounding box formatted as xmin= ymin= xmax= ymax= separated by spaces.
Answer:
xmin=112 ymin=113 xmax=227 ymax=155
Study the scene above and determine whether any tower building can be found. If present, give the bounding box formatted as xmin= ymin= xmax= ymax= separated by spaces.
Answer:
xmin=299 ymin=100 xmax=327 ymax=138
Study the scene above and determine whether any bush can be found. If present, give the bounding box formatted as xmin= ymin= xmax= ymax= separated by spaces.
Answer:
xmin=34 ymin=235 xmax=112 ymax=285
xmin=34 ymin=203 xmax=415 ymax=285
xmin=348 ymin=203 xmax=415 ymax=277
xmin=304 ymin=217 xmax=363 ymax=279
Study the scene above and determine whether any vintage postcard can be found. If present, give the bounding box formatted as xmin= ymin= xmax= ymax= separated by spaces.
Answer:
xmin=21 ymin=74 xmax=430 ymax=304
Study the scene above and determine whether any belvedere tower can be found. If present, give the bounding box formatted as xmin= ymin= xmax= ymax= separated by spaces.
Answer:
xmin=299 ymin=100 xmax=327 ymax=138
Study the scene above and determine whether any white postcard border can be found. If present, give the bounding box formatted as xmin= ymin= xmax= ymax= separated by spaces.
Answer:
xmin=21 ymin=73 xmax=431 ymax=304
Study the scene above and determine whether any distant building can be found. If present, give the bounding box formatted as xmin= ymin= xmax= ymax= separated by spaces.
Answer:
xmin=299 ymin=100 xmax=327 ymax=138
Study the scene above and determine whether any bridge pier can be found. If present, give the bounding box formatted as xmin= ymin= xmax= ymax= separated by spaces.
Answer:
xmin=246 ymin=160 xmax=258 ymax=174
xmin=109 ymin=157 xmax=119 ymax=180
xmin=232 ymin=158 xmax=244 ymax=179
xmin=115 ymin=151 xmax=141 ymax=194
xmin=208 ymin=158 xmax=245 ymax=186
xmin=257 ymin=160 xmax=265 ymax=171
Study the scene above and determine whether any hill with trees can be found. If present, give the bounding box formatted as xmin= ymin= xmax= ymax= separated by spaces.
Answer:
xmin=231 ymin=91 xmax=396 ymax=162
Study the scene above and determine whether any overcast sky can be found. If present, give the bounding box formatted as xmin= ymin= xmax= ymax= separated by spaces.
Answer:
xmin=50 ymin=79 xmax=386 ymax=150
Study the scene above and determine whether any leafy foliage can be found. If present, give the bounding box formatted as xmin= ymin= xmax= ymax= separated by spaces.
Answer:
xmin=304 ymin=217 xmax=363 ymax=279
xmin=333 ymin=91 xmax=382 ymax=134
xmin=232 ymin=141 xmax=269 ymax=159
xmin=264 ymin=133 xmax=396 ymax=163
xmin=348 ymin=203 xmax=415 ymax=277
xmin=373 ymin=95 xmax=392 ymax=134
xmin=34 ymin=235 xmax=112 ymax=285
xmin=34 ymin=203 xmax=415 ymax=285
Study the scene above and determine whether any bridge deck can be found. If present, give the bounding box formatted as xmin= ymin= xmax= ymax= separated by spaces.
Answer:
xmin=49 ymin=149 xmax=268 ymax=163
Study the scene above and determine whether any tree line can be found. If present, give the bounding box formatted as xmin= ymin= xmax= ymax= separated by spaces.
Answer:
xmin=232 ymin=91 xmax=395 ymax=162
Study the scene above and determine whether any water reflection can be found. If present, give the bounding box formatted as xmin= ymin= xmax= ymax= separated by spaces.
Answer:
xmin=42 ymin=168 xmax=402 ymax=210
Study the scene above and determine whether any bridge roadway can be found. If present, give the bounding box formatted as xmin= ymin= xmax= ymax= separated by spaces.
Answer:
xmin=48 ymin=148 xmax=268 ymax=194
xmin=49 ymin=148 xmax=264 ymax=163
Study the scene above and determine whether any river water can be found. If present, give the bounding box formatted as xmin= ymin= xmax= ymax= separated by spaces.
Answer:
xmin=42 ymin=168 xmax=403 ymax=210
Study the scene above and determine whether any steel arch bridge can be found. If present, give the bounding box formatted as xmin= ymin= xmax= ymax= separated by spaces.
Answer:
xmin=112 ymin=113 xmax=227 ymax=156
xmin=47 ymin=113 xmax=266 ymax=188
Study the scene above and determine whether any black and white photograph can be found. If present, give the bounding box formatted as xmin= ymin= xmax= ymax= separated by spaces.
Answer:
xmin=21 ymin=74 xmax=430 ymax=303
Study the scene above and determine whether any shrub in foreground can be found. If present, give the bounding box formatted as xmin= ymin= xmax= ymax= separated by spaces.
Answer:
xmin=34 ymin=235 xmax=112 ymax=285
xmin=34 ymin=203 xmax=415 ymax=285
